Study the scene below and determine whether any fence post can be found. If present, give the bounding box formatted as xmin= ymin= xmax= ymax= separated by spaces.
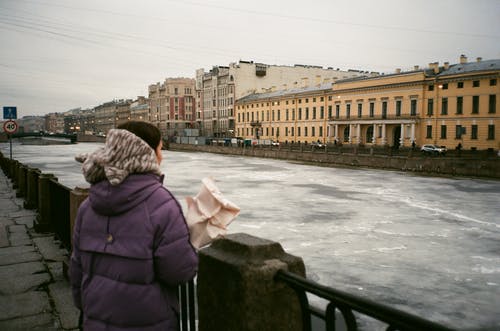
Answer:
xmin=24 ymin=167 xmax=41 ymax=209
xmin=16 ymin=164 xmax=27 ymax=198
xmin=198 ymin=233 xmax=305 ymax=331
xmin=35 ymin=173 xmax=56 ymax=232
xmin=69 ymin=187 xmax=89 ymax=247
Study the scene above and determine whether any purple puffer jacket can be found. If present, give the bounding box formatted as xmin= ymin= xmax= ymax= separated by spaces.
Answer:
xmin=70 ymin=173 xmax=198 ymax=331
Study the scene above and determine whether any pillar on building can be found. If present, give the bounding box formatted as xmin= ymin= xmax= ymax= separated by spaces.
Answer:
xmin=334 ymin=124 xmax=339 ymax=144
xmin=348 ymin=124 xmax=353 ymax=144
xmin=35 ymin=173 xmax=56 ymax=232
xmin=400 ymin=123 xmax=405 ymax=147
xmin=372 ymin=124 xmax=376 ymax=144
xmin=356 ymin=124 xmax=361 ymax=145
xmin=198 ymin=233 xmax=305 ymax=331
xmin=411 ymin=123 xmax=416 ymax=144
xmin=382 ymin=124 xmax=387 ymax=145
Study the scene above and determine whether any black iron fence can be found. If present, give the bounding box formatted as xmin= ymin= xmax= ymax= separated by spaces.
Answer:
xmin=275 ymin=270 xmax=453 ymax=331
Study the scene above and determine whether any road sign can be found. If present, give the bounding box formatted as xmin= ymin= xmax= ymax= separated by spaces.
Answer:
xmin=3 ymin=120 xmax=18 ymax=134
xmin=3 ymin=106 xmax=17 ymax=119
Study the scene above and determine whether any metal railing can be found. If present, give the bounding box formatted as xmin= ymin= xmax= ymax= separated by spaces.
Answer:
xmin=178 ymin=278 xmax=197 ymax=331
xmin=275 ymin=270 xmax=454 ymax=331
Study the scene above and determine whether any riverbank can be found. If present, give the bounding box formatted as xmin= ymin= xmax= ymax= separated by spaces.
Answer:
xmin=169 ymin=143 xmax=500 ymax=179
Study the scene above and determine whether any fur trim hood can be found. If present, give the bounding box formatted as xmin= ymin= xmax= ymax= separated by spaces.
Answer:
xmin=75 ymin=129 xmax=161 ymax=185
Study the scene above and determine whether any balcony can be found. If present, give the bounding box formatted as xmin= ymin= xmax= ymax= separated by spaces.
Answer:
xmin=250 ymin=121 xmax=262 ymax=127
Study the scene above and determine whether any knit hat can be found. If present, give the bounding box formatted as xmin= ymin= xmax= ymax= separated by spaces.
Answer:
xmin=75 ymin=129 xmax=161 ymax=185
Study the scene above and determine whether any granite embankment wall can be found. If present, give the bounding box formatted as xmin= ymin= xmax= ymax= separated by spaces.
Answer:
xmin=169 ymin=143 xmax=500 ymax=179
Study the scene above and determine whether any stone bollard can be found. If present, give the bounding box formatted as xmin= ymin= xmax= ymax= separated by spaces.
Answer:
xmin=16 ymin=164 xmax=27 ymax=198
xmin=10 ymin=160 xmax=19 ymax=187
xmin=35 ymin=173 xmax=56 ymax=232
xmin=24 ymin=167 xmax=41 ymax=209
xmin=198 ymin=233 xmax=305 ymax=331
xmin=69 ymin=187 xmax=89 ymax=247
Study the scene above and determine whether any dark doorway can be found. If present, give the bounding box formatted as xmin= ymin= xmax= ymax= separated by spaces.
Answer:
xmin=393 ymin=126 xmax=401 ymax=148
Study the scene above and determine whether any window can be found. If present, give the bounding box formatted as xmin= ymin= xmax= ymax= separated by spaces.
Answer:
xmin=291 ymin=127 xmax=294 ymax=136
xmin=440 ymin=125 xmax=447 ymax=139
xmin=297 ymin=127 xmax=301 ymax=136
xmin=441 ymin=98 xmax=448 ymax=115
xmin=428 ymin=85 xmax=434 ymax=91
xmin=320 ymin=106 xmax=324 ymax=119
xmin=472 ymin=96 xmax=479 ymax=114
xmin=312 ymin=107 xmax=316 ymax=119
xmin=455 ymin=125 xmax=463 ymax=139
xmin=328 ymin=105 xmax=332 ymax=119
xmin=305 ymin=107 xmax=309 ymax=120
xmin=471 ymin=125 xmax=478 ymax=139
xmin=457 ymin=82 xmax=464 ymax=88
xmin=426 ymin=125 xmax=432 ymax=138
xmin=319 ymin=126 xmax=323 ymax=137
xmin=369 ymin=102 xmax=374 ymax=117
xmin=410 ymin=99 xmax=417 ymax=116
xmin=491 ymin=79 xmax=497 ymax=86
xmin=427 ymin=99 xmax=434 ymax=116
xmin=396 ymin=100 xmax=401 ymax=116
xmin=335 ymin=105 xmax=340 ymax=118
xmin=382 ymin=102 xmax=387 ymax=118
xmin=488 ymin=125 xmax=495 ymax=140
xmin=311 ymin=127 xmax=315 ymax=137
xmin=442 ymin=83 xmax=448 ymax=90
xmin=357 ymin=104 xmax=362 ymax=118
xmin=298 ymin=108 xmax=302 ymax=120
xmin=277 ymin=110 xmax=281 ymax=121
xmin=456 ymin=97 xmax=463 ymax=114
xmin=286 ymin=109 xmax=289 ymax=121
xmin=489 ymin=95 xmax=497 ymax=113
xmin=346 ymin=104 xmax=351 ymax=118
xmin=473 ymin=80 xmax=480 ymax=87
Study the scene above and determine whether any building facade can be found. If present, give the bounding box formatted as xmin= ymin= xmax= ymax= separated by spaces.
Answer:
xmin=148 ymin=78 xmax=197 ymax=137
xmin=197 ymin=60 xmax=371 ymax=138
xmin=129 ymin=96 xmax=149 ymax=122
xmin=235 ymin=56 xmax=500 ymax=150
xmin=94 ymin=99 xmax=132 ymax=134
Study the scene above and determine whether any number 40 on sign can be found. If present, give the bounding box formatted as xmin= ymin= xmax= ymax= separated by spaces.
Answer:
xmin=3 ymin=120 xmax=18 ymax=134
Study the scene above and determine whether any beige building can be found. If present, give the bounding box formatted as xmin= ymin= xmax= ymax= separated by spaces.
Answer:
xmin=235 ymin=56 xmax=499 ymax=150
xmin=94 ymin=99 xmax=132 ymax=134
xmin=148 ymin=78 xmax=196 ymax=137
xmin=45 ymin=112 xmax=65 ymax=134
xmin=129 ymin=96 xmax=149 ymax=122
xmin=197 ymin=60 xmax=372 ymax=137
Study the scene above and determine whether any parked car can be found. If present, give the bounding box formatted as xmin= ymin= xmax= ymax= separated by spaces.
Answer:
xmin=421 ymin=144 xmax=447 ymax=155
xmin=271 ymin=140 xmax=280 ymax=146
xmin=311 ymin=141 xmax=326 ymax=149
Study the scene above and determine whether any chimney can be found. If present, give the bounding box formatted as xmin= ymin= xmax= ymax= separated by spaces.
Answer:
xmin=395 ymin=68 xmax=401 ymax=74
xmin=476 ymin=57 xmax=482 ymax=62
xmin=414 ymin=65 xmax=420 ymax=71
xmin=443 ymin=62 xmax=450 ymax=70
xmin=429 ymin=62 xmax=439 ymax=74
xmin=460 ymin=54 xmax=467 ymax=64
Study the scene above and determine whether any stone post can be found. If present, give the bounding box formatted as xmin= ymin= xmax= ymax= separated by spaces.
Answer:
xmin=35 ymin=173 xmax=56 ymax=232
xmin=10 ymin=160 xmax=19 ymax=187
xmin=24 ymin=167 xmax=41 ymax=209
xmin=16 ymin=164 xmax=27 ymax=198
xmin=198 ymin=233 xmax=305 ymax=331
xmin=69 ymin=187 xmax=89 ymax=246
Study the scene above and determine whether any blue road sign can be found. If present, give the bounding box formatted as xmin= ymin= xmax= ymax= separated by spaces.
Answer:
xmin=3 ymin=106 xmax=17 ymax=119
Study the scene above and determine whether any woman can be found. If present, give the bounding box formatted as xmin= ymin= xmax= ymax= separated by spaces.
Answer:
xmin=70 ymin=121 xmax=198 ymax=330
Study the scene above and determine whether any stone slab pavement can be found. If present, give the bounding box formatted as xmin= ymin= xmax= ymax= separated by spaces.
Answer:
xmin=0 ymin=168 xmax=79 ymax=330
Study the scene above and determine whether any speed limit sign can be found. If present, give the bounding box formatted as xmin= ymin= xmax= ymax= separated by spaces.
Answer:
xmin=3 ymin=120 xmax=18 ymax=134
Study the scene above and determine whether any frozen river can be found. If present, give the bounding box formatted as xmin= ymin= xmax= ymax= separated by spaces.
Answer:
xmin=2 ymin=141 xmax=499 ymax=330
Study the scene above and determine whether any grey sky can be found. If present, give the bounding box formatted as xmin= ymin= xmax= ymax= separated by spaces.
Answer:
xmin=1 ymin=0 xmax=499 ymax=117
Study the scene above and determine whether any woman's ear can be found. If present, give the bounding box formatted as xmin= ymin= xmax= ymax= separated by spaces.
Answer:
xmin=155 ymin=141 xmax=163 ymax=164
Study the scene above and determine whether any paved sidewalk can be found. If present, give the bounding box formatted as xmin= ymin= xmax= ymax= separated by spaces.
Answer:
xmin=0 ymin=168 xmax=79 ymax=330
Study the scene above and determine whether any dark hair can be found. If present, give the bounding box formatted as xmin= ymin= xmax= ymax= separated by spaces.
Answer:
xmin=117 ymin=121 xmax=161 ymax=151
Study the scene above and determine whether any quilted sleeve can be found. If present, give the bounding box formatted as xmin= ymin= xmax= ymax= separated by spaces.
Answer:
xmin=69 ymin=199 xmax=87 ymax=310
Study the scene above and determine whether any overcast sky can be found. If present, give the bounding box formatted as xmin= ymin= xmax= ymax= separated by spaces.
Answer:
xmin=1 ymin=0 xmax=499 ymax=117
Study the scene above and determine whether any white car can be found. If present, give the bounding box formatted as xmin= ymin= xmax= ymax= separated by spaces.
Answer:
xmin=421 ymin=144 xmax=447 ymax=155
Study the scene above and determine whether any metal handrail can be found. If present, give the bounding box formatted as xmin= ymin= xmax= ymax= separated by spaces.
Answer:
xmin=275 ymin=270 xmax=454 ymax=331
xmin=178 ymin=278 xmax=197 ymax=330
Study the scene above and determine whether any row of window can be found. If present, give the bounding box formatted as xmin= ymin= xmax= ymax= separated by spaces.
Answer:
xmin=429 ymin=78 xmax=497 ymax=90
xmin=425 ymin=124 xmax=496 ymax=140
xmin=238 ymin=125 xmax=326 ymax=138
xmin=427 ymin=95 xmax=496 ymax=115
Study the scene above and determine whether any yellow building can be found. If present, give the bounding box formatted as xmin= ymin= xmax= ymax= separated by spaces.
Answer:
xmin=235 ymin=56 xmax=499 ymax=150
